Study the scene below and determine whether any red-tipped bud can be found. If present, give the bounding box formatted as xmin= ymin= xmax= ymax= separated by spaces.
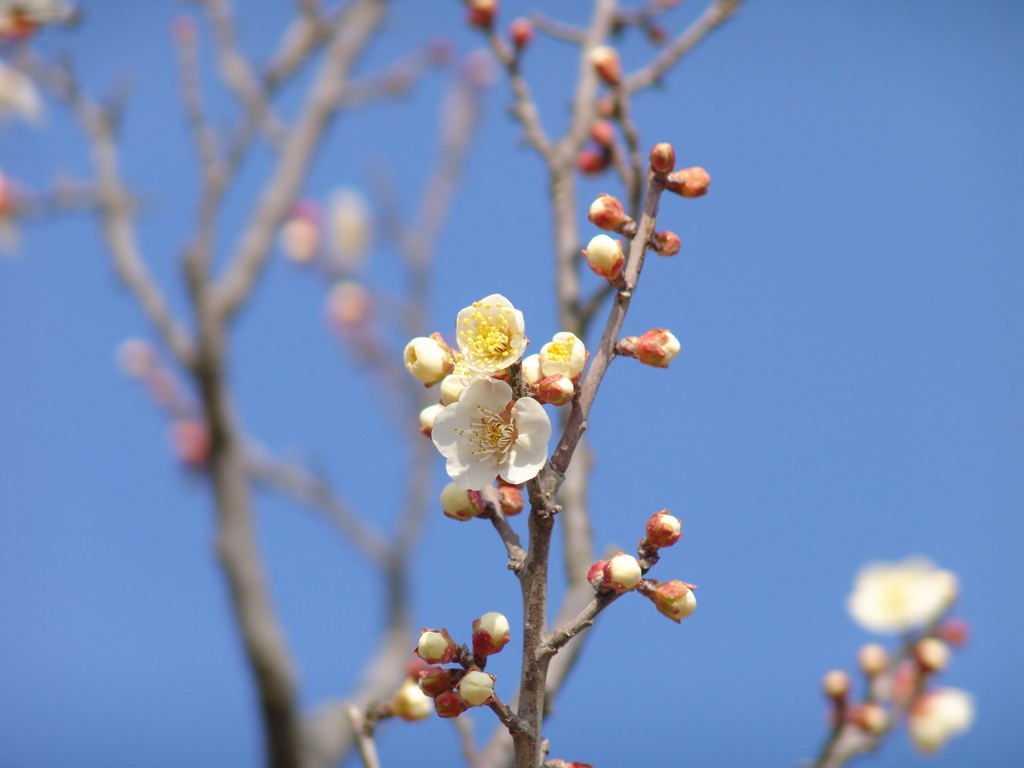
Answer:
xmin=472 ymin=612 xmax=511 ymax=656
xmin=534 ymin=374 xmax=575 ymax=406
xmin=857 ymin=643 xmax=889 ymax=677
xmin=390 ymin=679 xmax=432 ymax=721
xmin=652 ymin=580 xmax=697 ymax=622
xmin=588 ymin=193 xmax=625 ymax=231
xmin=497 ymin=485 xmax=524 ymax=516
xmin=576 ymin=146 xmax=611 ymax=175
xmin=645 ymin=510 xmax=682 ymax=548
xmin=509 ymin=18 xmax=533 ymax=49
xmin=849 ymin=702 xmax=888 ymax=735
xmin=419 ymin=403 xmax=445 ymax=437
xmin=418 ymin=666 xmax=463 ymax=698
xmin=171 ymin=420 xmax=211 ymax=470
xmin=415 ymin=628 xmax=459 ymax=664
xmin=456 ymin=668 xmax=496 ymax=707
xmin=583 ymin=234 xmax=625 ymax=280
xmin=634 ymin=328 xmax=680 ymax=368
xmin=587 ymin=559 xmax=609 ymax=588
xmin=914 ymin=637 xmax=951 ymax=674
xmin=440 ymin=483 xmax=483 ymax=521
xmin=589 ymin=45 xmax=621 ymax=85
xmin=603 ymin=552 xmax=642 ymax=593
xmin=433 ymin=689 xmax=467 ymax=718
xmin=466 ymin=0 xmax=498 ymax=29
xmin=590 ymin=119 xmax=616 ymax=148
xmin=649 ymin=230 xmax=681 ymax=257
xmin=822 ymin=669 xmax=851 ymax=699
xmin=649 ymin=143 xmax=676 ymax=174
xmin=938 ymin=617 xmax=970 ymax=647
xmin=666 ymin=167 xmax=711 ymax=198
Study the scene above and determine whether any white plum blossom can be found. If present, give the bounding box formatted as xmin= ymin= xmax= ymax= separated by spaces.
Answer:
xmin=847 ymin=557 xmax=959 ymax=635
xmin=455 ymin=294 xmax=526 ymax=373
xmin=539 ymin=332 xmax=586 ymax=379
xmin=431 ymin=377 xmax=551 ymax=490
xmin=908 ymin=688 xmax=975 ymax=753
xmin=0 ymin=59 xmax=40 ymax=124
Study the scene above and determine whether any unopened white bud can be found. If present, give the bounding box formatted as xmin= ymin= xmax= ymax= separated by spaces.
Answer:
xmin=419 ymin=403 xmax=445 ymax=435
xmin=521 ymin=354 xmax=542 ymax=387
xmin=534 ymin=374 xmax=575 ymax=406
xmin=390 ymin=678 xmax=432 ymax=721
xmin=440 ymin=482 xmax=482 ymax=521
xmin=584 ymin=234 xmax=625 ymax=280
xmin=915 ymin=637 xmax=951 ymax=673
xmin=606 ymin=553 xmax=642 ymax=593
xmin=539 ymin=332 xmax=586 ymax=380
xmin=822 ymin=669 xmax=851 ymax=699
xmin=440 ymin=374 xmax=471 ymax=406
xmin=457 ymin=669 xmax=496 ymax=707
xmin=472 ymin=612 xmax=511 ymax=656
xmin=416 ymin=628 xmax=458 ymax=664
xmin=857 ymin=643 xmax=889 ymax=677
xmin=404 ymin=336 xmax=455 ymax=386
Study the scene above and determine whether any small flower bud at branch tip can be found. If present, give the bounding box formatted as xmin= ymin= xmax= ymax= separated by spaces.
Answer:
xmin=466 ymin=0 xmax=498 ymax=29
xmin=509 ymin=17 xmax=533 ymax=49
xmin=497 ymin=485 xmax=524 ymax=516
xmin=433 ymin=689 xmax=467 ymax=718
xmin=588 ymin=194 xmax=625 ymax=232
xmin=666 ymin=167 xmax=711 ymax=198
xmin=604 ymin=553 xmax=642 ymax=593
xmin=534 ymin=374 xmax=575 ymax=406
xmin=457 ymin=668 xmax=496 ymax=707
xmin=650 ymin=230 xmax=681 ymax=257
xmin=404 ymin=335 xmax=455 ymax=386
xmin=419 ymin=403 xmax=445 ymax=436
xmin=472 ymin=612 xmax=511 ymax=656
xmin=590 ymin=119 xmax=615 ymax=148
xmin=576 ymin=146 xmax=611 ymax=175
xmin=584 ymin=234 xmax=625 ymax=281
xmin=915 ymin=637 xmax=951 ymax=673
xmin=416 ymin=628 xmax=458 ymax=664
xmin=418 ymin=666 xmax=463 ymax=698
xmin=645 ymin=511 xmax=682 ymax=548
xmin=822 ymin=669 xmax=851 ymax=699
xmin=634 ymin=329 xmax=680 ymax=368
xmin=589 ymin=45 xmax=621 ymax=85
xmin=652 ymin=580 xmax=696 ymax=622
xmin=857 ymin=643 xmax=889 ymax=677
xmin=390 ymin=679 xmax=432 ymax=721
xmin=440 ymin=482 xmax=483 ymax=521
xmin=649 ymin=143 xmax=676 ymax=175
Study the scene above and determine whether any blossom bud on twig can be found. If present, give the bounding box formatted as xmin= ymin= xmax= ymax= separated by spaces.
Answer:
xmin=416 ymin=628 xmax=459 ymax=664
xmin=418 ymin=666 xmax=463 ymax=698
xmin=914 ymin=637 xmax=951 ymax=674
xmin=634 ymin=329 xmax=681 ymax=368
xmin=849 ymin=702 xmax=888 ymax=735
xmin=497 ymin=485 xmax=524 ymax=516
xmin=534 ymin=374 xmax=575 ymax=406
xmin=390 ymin=679 xmax=432 ymax=721
xmin=645 ymin=510 xmax=682 ymax=549
xmin=457 ymin=668 xmax=496 ymax=707
xmin=651 ymin=580 xmax=697 ymax=622
xmin=822 ymin=669 xmax=851 ymax=699
xmin=589 ymin=119 xmax=615 ymax=148
xmin=588 ymin=193 xmax=625 ymax=232
xmin=440 ymin=482 xmax=483 ymax=521
xmin=280 ymin=200 xmax=320 ymax=263
xmin=587 ymin=559 xmax=609 ymax=589
xmin=466 ymin=0 xmax=498 ymax=29
xmin=576 ymin=146 xmax=611 ymax=175
xmin=649 ymin=143 xmax=676 ymax=175
xmin=857 ymin=643 xmax=889 ymax=677
xmin=601 ymin=552 xmax=642 ymax=593
xmin=649 ymin=230 xmax=681 ymax=257
xmin=433 ymin=689 xmax=467 ymax=718
xmin=666 ymin=167 xmax=711 ymax=198
xmin=509 ymin=18 xmax=533 ymax=49
xmin=419 ymin=403 xmax=445 ymax=437
xmin=171 ymin=419 xmax=211 ymax=470
xmin=472 ymin=612 xmax=511 ymax=656
xmin=589 ymin=45 xmax=621 ymax=85
xmin=583 ymin=234 xmax=625 ymax=280
xmin=938 ymin=616 xmax=970 ymax=647
xmin=521 ymin=353 xmax=542 ymax=388
xmin=539 ymin=332 xmax=586 ymax=380
xmin=403 ymin=334 xmax=455 ymax=386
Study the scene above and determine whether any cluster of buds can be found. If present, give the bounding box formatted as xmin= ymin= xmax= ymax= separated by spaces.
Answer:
xmin=517 ymin=330 xmax=586 ymax=407
xmin=615 ymin=328 xmax=681 ymax=368
xmin=414 ymin=614 xmax=510 ymax=718
xmin=665 ymin=166 xmax=711 ymax=198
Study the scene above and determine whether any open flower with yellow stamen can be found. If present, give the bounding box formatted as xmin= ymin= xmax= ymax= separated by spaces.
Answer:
xmin=847 ymin=557 xmax=959 ymax=635
xmin=455 ymin=294 xmax=527 ymax=374
xmin=432 ymin=377 xmax=550 ymax=490
xmin=539 ymin=332 xmax=586 ymax=380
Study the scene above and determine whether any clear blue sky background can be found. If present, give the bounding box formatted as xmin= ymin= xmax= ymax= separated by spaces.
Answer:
xmin=1 ymin=1 xmax=1021 ymax=766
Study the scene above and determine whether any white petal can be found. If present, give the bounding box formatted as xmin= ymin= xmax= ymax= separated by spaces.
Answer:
xmin=460 ymin=376 xmax=513 ymax=412
xmin=501 ymin=397 xmax=551 ymax=484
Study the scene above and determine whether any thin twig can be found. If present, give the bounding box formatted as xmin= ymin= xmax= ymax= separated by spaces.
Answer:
xmin=345 ymin=704 xmax=384 ymax=768
xmin=486 ymin=28 xmax=553 ymax=160
xmin=530 ymin=12 xmax=586 ymax=45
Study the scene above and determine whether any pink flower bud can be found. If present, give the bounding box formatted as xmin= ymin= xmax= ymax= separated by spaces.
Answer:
xmin=649 ymin=230 xmax=681 ymax=257
xmin=415 ymin=628 xmax=459 ymax=664
xmin=587 ymin=559 xmax=609 ymax=589
xmin=418 ymin=666 xmax=463 ymax=698
xmin=915 ymin=637 xmax=950 ymax=673
xmin=534 ymin=374 xmax=575 ymax=406
xmin=419 ymin=403 xmax=445 ymax=437
xmin=604 ymin=552 xmax=642 ymax=593
xmin=849 ymin=702 xmax=887 ymax=735
xmin=857 ymin=643 xmax=889 ymax=677
xmin=645 ymin=510 xmax=682 ymax=548
xmin=652 ymin=580 xmax=697 ymax=622
xmin=390 ymin=679 xmax=432 ymax=721
xmin=280 ymin=200 xmax=321 ymax=264
xmin=589 ymin=45 xmax=621 ymax=85
xmin=634 ymin=328 xmax=680 ymax=368
xmin=588 ymin=193 xmax=625 ymax=231
xmin=576 ymin=146 xmax=611 ymax=175
xmin=456 ymin=668 xmax=496 ymax=707
xmin=590 ymin=119 xmax=615 ymax=148
xmin=466 ymin=0 xmax=498 ymax=29
xmin=938 ymin=617 xmax=970 ymax=647
xmin=440 ymin=482 xmax=483 ymax=521
xmin=509 ymin=18 xmax=533 ymax=49
xmin=822 ymin=669 xmax=851 ymax=699
xmin=666 ymin=167 xmax=711 ymax=198
xmin=171 ymin=419 xmax=211 ymax=470
xmin=649 ymin=143 xmax=676 ymax=174
xmin=583 ymin=234 xmax=625 ymax=280
xmin=497 ymin=485 xmax=524 ymax=516
xmin=433 ymin=689 xmax=467 ymax=718
xmin=472 ymin=612 xmax=511 ymax=656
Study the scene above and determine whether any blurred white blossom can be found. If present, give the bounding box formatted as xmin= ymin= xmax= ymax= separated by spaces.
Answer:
xmin=847 ymin=557 xmax=958 ymax=634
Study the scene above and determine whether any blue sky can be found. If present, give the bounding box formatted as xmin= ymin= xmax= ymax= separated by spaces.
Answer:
xmin=1 ymin=1 xmax=1022 ymax=767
